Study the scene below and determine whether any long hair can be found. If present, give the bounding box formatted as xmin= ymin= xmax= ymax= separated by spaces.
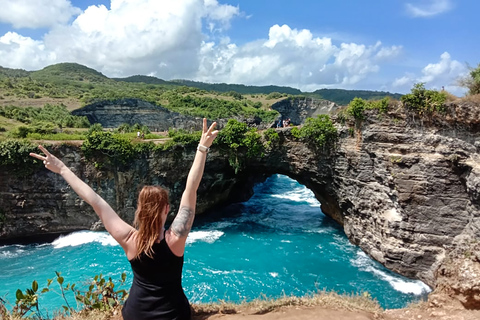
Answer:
xmin=133 ymin=186 xmax=169 ymax=259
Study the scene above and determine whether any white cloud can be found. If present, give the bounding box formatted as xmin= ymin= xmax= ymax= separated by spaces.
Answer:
xmin=0 ymin=1 xmax=427 ymax=93
xmin=196 ymin=25 xmax=401 ymax=90
xmin=0 ymin=32 xmax=55 ymax=69
xmin=0 ymin=0 xmax=81 ymax=29
xmin=392 ymin=52 xmax=467 ymax=95
xmin=405 ymin=0 xmax=453 ymax=18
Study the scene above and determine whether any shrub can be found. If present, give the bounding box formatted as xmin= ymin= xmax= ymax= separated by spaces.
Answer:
xmin=347 ymin=97 xmax=366 ymax=120
xmin=459 ymin=63 xmax=480 ymax=95
xmin=9 ymin=272 xmax=128 ymax=318
xmin=81 ymin=131 xmax=136 ymax=166
xmin=401 ymin=83 xmax=447 ymax=113
xmin=263 ymin=128 xmax=279 ymax=151
xmin=291 ymin=115 xmax=337 ymax=150
xmin=0 ymin=139 xmax=40 ymax=173
xmin=217 ymin=119 xmax=249 ymax=149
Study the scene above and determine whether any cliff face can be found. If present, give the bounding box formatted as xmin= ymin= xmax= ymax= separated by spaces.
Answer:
xmin=71 ymin=99 xmax=204 ymax=131
xmin=1 ymin=101 xmax=480 ymax=307
xmin=270 ymin=97 xmax=339 ymax=125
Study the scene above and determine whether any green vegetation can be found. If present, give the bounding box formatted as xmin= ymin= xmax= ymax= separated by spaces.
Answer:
xmin=0 ymin=104 xmax=90 ymax=128
xmin=3 ymin=272 xmax=127 ymax=319
xmin=345 ymin=97 xmax=390 ymax=121
xmin=159 ymin=90 xmax=278 ymax=121
xmin=311 ymin=88 xmax=401 ymax=106
xmin=0 ymin=139 xmax=42 ymax=175
xmin=263 ymin=128 xmax=280 ymax=151
xmin=459 ymin=63 xmax=480 ymax=95
xmin=81 ymin=131 xmax=152 ymax=167
xmin=291 ymin=115 xmax=337 ymax=150
xmin=1 ymin=271 xmax=382 ymax=320
xmin=401 ymin=83 xmax=447 ymax=114
xmin=167 ymin=79 xmax=302 ymax=95
xmin=346 ymin=98 xmax=366 ymax=120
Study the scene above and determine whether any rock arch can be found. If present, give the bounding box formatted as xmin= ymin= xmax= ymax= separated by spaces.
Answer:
xmin=1 ymin=109 xmax=479 ymax=297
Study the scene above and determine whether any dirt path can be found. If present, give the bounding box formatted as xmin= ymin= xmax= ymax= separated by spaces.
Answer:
xmin=200 ymin=307 xmax=376 ymax=320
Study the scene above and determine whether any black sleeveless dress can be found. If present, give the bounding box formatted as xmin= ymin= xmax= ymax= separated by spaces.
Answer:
xmin=121 ymin=235 xmax=192 ymax=320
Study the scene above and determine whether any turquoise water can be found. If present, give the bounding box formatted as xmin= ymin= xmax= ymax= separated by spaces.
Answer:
xmin=0 ymin=174 xmax=430 ymax=314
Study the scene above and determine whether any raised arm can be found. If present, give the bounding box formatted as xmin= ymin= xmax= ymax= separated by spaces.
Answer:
xmin=29 ymin=146 xmax=134 ymax=248
xmin=167 ymin=119 xmax=218 ymax=255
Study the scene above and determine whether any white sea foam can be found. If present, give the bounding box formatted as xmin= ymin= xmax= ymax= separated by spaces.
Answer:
xmin=0 ymin=245 xmax=25 ymax=259
xmin=271 ymin=187 xmax=320 ymax=206
xmin=52 ymin=231 xmax=118 ymax=249
xmin=186 ymin=230 xmax=224 ymax=244
xmin=351 ymin=252 xmax=431 ymax=295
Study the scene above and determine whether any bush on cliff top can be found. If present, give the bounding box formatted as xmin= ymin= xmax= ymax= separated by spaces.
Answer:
xmin=0 ymin=139 xmax=40 ymax=175
xmin=291 ymin=115 xmax=337 ymax=150
xmin=401 ymin=83 xmax=447 ymax=114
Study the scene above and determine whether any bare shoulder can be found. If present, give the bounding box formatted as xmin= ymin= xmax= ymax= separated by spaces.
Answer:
xmin=123 ymin=228 xmax=139 ymax=260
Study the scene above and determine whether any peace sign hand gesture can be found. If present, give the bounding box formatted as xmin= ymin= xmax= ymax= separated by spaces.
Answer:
xmin=29 ymin=145 xmax=66 ymax=174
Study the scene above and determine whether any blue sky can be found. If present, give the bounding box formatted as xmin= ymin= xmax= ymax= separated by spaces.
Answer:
xmin=0 ymin=0 xmax=477 ymax=96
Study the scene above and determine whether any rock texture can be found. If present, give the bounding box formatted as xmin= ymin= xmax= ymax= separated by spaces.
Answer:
xmin=270 ymin=97 xmax=339 ymax=125
xmin=71 ymin=99 xmax=204 ymax=131
xmin=1 ymin=101 xmax=480 ymax=307
xmin=71 ymin=97 xmax=338 ymax=130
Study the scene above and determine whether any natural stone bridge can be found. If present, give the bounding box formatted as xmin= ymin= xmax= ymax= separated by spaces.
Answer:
xmin=1 ymin=103 xmax=480 ymax=307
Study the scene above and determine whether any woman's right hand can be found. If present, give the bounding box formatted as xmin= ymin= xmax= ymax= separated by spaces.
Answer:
xmin=29 ymin=145 xmax=67 ymax=174
xmin=199 ymin=118 xmax=219 ymax=148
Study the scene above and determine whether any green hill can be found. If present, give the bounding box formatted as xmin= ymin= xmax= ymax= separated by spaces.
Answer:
xmin=170 ymin=79 xmax=302 ymax=95
xmin=0 ymin=62 xmax=404 ymax=106
xmin=30 ymin=62 xmax=110 ymax=83
xmin=311 ymin=88 xmax=403 ymax=106
xmin=114 ymin=75 xmax=173 ymax=85
xmin=0 ymin=66 xmax=30 ymax=78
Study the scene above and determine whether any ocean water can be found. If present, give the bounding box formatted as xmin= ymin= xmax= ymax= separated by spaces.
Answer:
xmin=0 ymin=174 xmax=430 ymax=314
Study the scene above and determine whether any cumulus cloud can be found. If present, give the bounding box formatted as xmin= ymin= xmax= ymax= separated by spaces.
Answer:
xmin=2 ymin=0 xmax=239 ymax=78
xmin=392 ymin=52 xmax=467 ymax=95
xmin=0 ymin=32 xmax=55 ymax=69
xmin=405 ymin=0 xmax=453 ymax=18
xmin=0 ymin=0 xmax=416 ymax=93
xmin=197 ymin=25 xmax=402 ymax=90
xmin=0 ymin=0 xmax=81 ymax=29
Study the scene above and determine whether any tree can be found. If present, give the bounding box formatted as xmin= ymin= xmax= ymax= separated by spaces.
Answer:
xmin=459 ymin=63 xmax=480 ymax=95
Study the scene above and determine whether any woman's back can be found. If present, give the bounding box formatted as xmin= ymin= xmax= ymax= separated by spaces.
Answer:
xmin=122 ymin=236 xmax=191 ymax=320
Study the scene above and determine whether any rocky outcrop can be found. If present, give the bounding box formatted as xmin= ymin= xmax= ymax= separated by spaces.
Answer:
xmin=1 ymin=101 xmax=480 ymax=307
xmin=71 ymin=99 xmax=204 ymax=131
xmin=72 ymin=97 xmax=338 ymax=130
xmin=270 ymin=97 xmax=339 ymax=125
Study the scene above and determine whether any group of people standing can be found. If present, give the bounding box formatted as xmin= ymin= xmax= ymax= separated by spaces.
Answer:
xmin=276 ymin=118 xmax=291 ymax=128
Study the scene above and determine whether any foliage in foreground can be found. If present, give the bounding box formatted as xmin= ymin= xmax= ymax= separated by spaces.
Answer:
xmin=1 ymin=272 xmax=127 ymax=319
xmin=1 ymin=270 xmax=382 ymax=320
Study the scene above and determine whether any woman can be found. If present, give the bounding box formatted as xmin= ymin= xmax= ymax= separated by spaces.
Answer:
xmin=30 ymin=118 xmax=219 ymax=320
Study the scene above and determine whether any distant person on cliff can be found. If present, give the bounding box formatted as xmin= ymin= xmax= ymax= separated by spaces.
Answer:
xmin=29 ymin=118 xmax=219 ymax=320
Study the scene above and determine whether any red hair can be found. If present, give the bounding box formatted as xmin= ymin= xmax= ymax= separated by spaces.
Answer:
xmin=133 ymin=186 xmax=169 ymax=259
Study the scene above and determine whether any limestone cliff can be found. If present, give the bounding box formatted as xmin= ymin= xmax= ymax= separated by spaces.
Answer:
xmin=71 ymin=99 xmax=204 ymax=131
xmin=270 ymin=97 xmax=339 ymax=125
xmin=1 ymin=100 xmax=480 ymax=308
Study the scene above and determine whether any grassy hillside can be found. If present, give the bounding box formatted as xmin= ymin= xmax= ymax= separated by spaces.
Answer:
xmin=312 ymin=88 xmax=403 ymax=106
xmin=30 ymin=63 xmax=109 ymax=83
xmin=0 ymin=62 xmax=403 ymax=111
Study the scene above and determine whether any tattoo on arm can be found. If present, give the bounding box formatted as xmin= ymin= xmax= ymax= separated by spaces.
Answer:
xmin=171 ymin=206 xmax=195 ymax=237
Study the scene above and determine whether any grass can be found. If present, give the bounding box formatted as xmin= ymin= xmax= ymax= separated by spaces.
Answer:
xmin=193 ymin=291 xmax=383 ymax=316
xmin=1 ymin=291 xmax=383 ymax=320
